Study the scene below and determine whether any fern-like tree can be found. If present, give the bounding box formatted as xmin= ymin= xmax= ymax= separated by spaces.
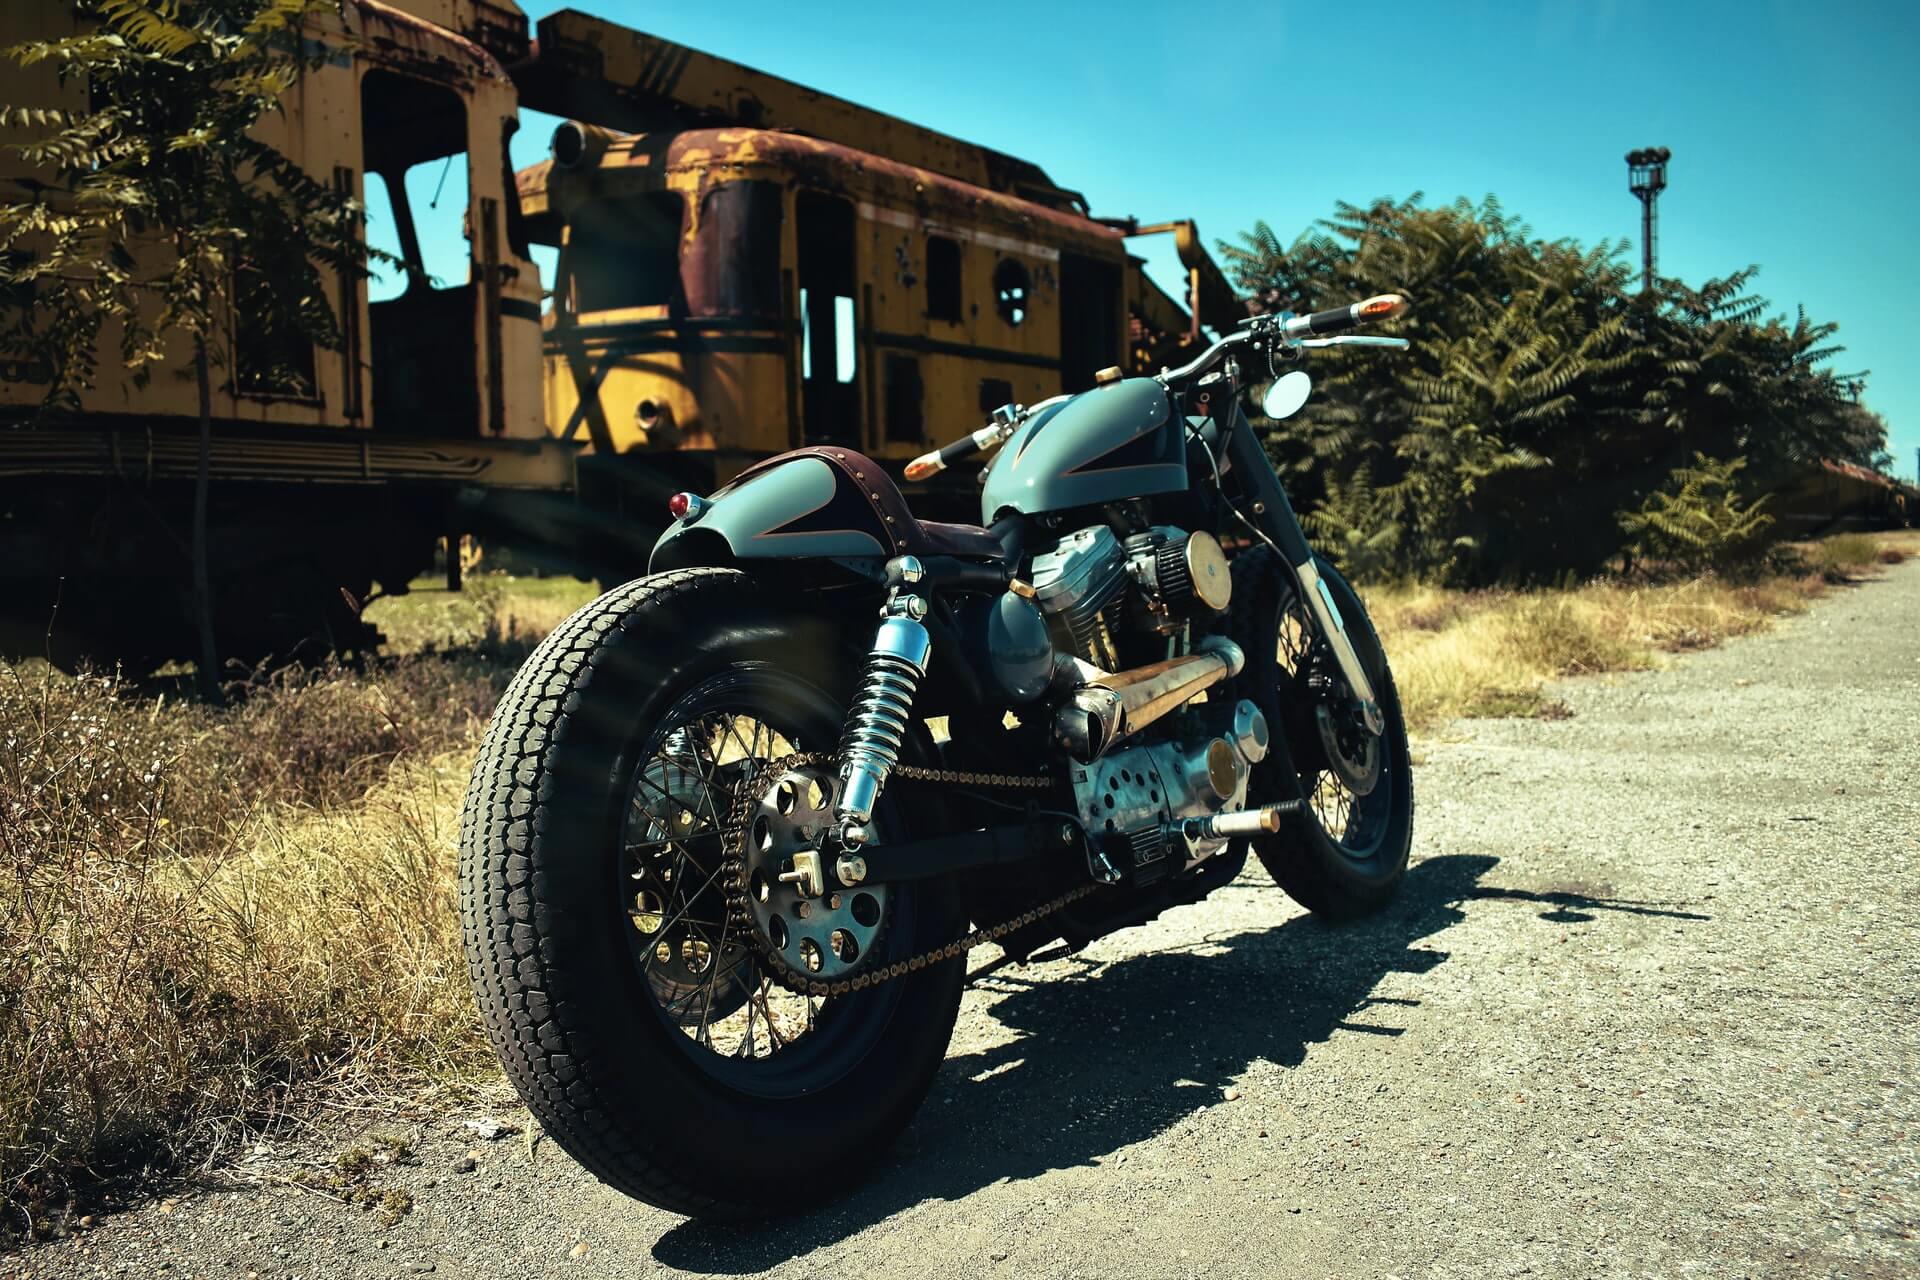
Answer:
xmin=1222 ymin=195 xmax=1885 ymax=584
xmin=1227 ymin=196 xmax=1642 ymax=579
xmin=1617 ymin=453 xmax=1773 ymax=574
xmin=0 ymin=0 xmax=372 ymax=699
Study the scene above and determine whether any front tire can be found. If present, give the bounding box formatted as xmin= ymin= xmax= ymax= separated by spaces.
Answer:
xmin=459 ymin=568 xmax=965 ymax=1218
xmin=1229 ymin=547 xmax=1414 ymax=918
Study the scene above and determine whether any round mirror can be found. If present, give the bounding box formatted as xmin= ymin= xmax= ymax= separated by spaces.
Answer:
xmin=1261 ymin=370 xmax=1313 ymax=421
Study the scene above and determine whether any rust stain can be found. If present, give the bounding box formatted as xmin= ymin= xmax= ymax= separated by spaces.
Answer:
xmin=348 ymin=0 xmax=508 ymax=82
xmin=527 ymin=126 xmax=1125 ymax=254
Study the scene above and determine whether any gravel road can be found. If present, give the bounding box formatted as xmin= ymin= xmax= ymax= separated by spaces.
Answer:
xmin=12 ymin=560 xmax=1918 ymax=1280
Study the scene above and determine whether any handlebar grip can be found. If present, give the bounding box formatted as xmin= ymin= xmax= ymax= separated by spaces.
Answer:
xmin=1300 ymin=293 xmax=1408 ymax=336
xmin=904 ymin=432 xmax=988 ymax=482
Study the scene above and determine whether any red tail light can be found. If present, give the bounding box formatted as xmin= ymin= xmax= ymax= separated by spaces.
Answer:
xmin=668 ymin=492 xmax=694 ymax=520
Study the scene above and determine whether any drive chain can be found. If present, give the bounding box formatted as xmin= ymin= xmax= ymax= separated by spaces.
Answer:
xmin=719 ymin=753 xmax=1100 ymax=998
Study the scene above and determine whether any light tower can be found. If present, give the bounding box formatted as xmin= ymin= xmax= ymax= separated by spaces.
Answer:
xmin=1625 ymin=147 xmax=1671 ymax=294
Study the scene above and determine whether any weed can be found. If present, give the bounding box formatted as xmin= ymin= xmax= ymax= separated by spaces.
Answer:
xmin=290 ymin=1136 xmax=417 ymax=1227
xmin=1804 ymin=533 xmax=1884 ymax=581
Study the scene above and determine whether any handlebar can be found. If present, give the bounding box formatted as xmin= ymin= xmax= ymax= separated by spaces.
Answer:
xmin=904 ymin=427 xmax=998 ymax=482
xmin=1156 ymin=292 xmax=1410 ymax=386
xmin=1291 ymin=293 xmax=1408 ymax=338
xmin=904 ymin=395 xmax=1072 ymax=482
xmin=905 ymin=293 xmax=1407 ymax=480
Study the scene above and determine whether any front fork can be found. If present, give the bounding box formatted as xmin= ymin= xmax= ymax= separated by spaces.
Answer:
xmin=1220 ymin=407 xmax=1385 ymax=736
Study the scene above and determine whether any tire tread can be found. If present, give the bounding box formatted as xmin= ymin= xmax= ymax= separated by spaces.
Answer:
xmin=459 ymin=568 xmax=745 ymax=1216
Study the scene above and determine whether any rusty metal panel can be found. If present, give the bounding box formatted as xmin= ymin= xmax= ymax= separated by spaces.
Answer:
xmin=349 ymin=0 xmax=509 ymax=86
xmin=0 ymin=421 xmax=577 ymax=489
xmin=516 ymin=10 xmax=1087 ymax=213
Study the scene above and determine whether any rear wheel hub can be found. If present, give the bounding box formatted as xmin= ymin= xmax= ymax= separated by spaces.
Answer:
xmin=742 ymin=767 xmax=889 ymax=982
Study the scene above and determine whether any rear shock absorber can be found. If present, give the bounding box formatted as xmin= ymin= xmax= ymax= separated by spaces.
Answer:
xmin=834 ymin=557 xmax=931 ymax=845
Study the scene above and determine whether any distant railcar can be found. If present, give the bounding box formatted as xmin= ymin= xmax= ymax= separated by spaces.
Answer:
xmin=0 ymin=0 xmax=1229 ymax=666
xmin=520 ymin=122 xmax=1174 ymax=517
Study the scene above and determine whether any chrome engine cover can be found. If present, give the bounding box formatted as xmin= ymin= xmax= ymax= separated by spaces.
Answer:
xmin=1027 ymin=525 xmax=1130 ymax=659
xmin=1067 ymin=698 xmax=1270 ymax=882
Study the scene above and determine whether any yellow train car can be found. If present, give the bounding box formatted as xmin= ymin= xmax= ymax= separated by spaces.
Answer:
xmin=507 ymin=7 xmax=1236 ymax=519
xmin=0 ymin=0 xmax=1231 ymax=663
xmin=0 ymin=0 xmax=570 ymax=660
xmin=521 ymin=123 xmax=1144 ymax=509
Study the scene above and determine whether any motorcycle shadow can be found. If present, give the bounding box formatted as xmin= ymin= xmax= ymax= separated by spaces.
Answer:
xmin=651 ymin=851 xmax=1700 ymax=1270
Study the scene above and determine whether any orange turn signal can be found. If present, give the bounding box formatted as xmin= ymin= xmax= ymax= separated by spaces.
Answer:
xmin=904 ymin=458 xmax=938 ymax=482
xmin=1359 ymin=294 xmax=1407 ymax=320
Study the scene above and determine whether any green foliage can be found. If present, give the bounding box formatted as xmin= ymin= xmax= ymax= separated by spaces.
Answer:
xmin=0 ymin=0 xmax=372 ymax=407
xmin=1617 ymin=453 xmax=1774 ymax=572
xmin=1223 ymin=196 xmax=1889 ymax=583
xmin=1300 ymin=461 xmax=1403 ymax=583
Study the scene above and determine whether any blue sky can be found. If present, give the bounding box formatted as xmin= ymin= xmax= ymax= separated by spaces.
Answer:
xmin=389 ymin=0 xmax=1920 ymax=477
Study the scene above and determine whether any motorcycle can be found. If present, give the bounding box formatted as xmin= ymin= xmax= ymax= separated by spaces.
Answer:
xmin=459 ymin=295 xmax=1416 ymax=1218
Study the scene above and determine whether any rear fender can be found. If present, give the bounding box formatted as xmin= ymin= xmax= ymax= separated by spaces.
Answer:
xmin=650 ymin=454 xmax=892 ymax=574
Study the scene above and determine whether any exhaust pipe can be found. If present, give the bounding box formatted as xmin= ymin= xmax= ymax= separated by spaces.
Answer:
xmin=551 ymin=120 xmax=618 ymax=170
xmin=1052 ymin=637 xmax=1244 ymax=761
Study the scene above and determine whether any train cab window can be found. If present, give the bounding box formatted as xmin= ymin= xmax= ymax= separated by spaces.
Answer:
xmin=926 ymin=235 xmax=961 ymax=322
xmin=994 ymin=257 xmax=1030 ymax=327
xmin=360 ymin=70 xmax=477 ymax=436
xmin=233 ymin=260 xmax=317 ymax=397
xmin=566 ymin=192 xmax=683 ymax=313
xmin=361 ymin=70 xmax=473 ymax=300
xmin=797 ymin=191 xmax=859 ymax=447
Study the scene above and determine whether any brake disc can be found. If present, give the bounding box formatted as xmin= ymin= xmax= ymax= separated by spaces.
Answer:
xmin=1312 ymin=660 xmax=1381 ymax=798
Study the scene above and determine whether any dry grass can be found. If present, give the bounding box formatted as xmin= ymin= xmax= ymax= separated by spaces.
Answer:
xmin=0 ymin=573 xmax=594 ymax=1232
xmin=0 ymin=537 xmax=1906 ymax=1231
xmin=1803 ymin=532 xmax=1886 ymax=580
xmin=0 ymin=653 xmax=512 ymax=1234
xmin=1370 ymin=533 xmax=1902 ymax=731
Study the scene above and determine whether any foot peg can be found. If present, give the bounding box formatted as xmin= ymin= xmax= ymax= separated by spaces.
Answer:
xmin=1177 ymin=801 xmax=1299 ymax=843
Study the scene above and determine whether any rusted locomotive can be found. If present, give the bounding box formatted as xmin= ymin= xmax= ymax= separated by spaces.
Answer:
xmin=0 ymin=1 xmax=1232 ymax=666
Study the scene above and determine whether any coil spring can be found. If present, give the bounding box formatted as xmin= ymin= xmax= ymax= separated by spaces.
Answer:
xmin=837 ymin=653 xmax=921 ymax=813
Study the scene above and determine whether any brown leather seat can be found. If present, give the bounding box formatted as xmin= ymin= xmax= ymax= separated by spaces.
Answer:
xmin=918 ymin=519 xmax=1004 ymax=558
xmin=731 ymin=445 xmax=1004 ymax=561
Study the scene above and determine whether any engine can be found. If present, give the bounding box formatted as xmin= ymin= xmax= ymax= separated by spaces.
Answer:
xmin=1025 ymin=524 xmax=1233 ymax=666
xmin=1021 ymin=522 xmax=1260 ymax=885
xmin=1072 ymin=696 xmax=1271 ymax=885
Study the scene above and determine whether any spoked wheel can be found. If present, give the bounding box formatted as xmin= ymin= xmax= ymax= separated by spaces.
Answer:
xmin=618 ymin=685 xmax=899 ymax=1090
xmin=462 ymin=569 xmax=965 ymax=1218
xmin=1228 ymin=547 xmax=1413 ymax=916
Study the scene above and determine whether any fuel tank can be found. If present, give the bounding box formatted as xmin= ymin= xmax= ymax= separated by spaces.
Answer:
xmin=980 ymin=377 xmax=1186 ymax=523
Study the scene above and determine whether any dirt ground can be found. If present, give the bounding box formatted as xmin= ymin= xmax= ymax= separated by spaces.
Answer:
xmin=10 ymin=559 xmax=1917 ymax=1280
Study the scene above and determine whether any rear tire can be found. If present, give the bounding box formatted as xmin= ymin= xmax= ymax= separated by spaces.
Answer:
xmin=459 ymin=567 xmax=965 ymax=1218
xmin=1229 ymin=547 xmax=1414 ymax=918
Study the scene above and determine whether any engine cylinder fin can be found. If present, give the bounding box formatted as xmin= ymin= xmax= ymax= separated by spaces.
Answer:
xmin=1028 ymin=525 xmax=1131 ymax=662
